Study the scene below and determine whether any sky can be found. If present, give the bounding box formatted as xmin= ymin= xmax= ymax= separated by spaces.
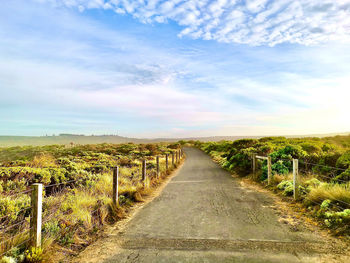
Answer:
xmin=1 ymin=0 xmax=350 ymax=138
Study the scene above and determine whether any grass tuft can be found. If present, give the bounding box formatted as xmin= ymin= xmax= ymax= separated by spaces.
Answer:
xmin=307 ymin=183 xmax=350 ymax=207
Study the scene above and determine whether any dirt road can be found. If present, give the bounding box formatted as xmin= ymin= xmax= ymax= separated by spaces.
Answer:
xmin=75 ymin=147 xmax=348 ymax=262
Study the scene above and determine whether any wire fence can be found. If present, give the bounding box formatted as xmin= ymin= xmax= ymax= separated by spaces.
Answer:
xmin=0 ymin=149 xmax=184 ymax=258
xmin=252 ymin=153 xmax=350 ymax=210
xmin=258 ymin=156 xmax=349 ymax=181
xmin=0 ymin=227 xmax=32 ymax=258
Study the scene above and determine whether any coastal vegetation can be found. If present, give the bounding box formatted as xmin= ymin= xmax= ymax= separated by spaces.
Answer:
xmin=194 ymin=135 xmax=350 ymax=235
xmin=0 ymin=143 xmax=182 ymax=262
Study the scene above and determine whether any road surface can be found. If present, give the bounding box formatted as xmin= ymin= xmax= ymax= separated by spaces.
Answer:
xmin=76 ymin=147 xmax=346 ymax=263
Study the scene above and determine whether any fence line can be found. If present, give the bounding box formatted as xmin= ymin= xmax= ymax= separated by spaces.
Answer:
xmin=316 ymin=174 xmax=349 ymax=184
xmin=0 ymin=148 xmax=184 ymax=257
xmin=251 ymin=154 xmax=350 ymax=206
xmin=271 ymin=158 xmax=348 ymax=172
xmin=302 ymin=161 xmax=348 ymax=172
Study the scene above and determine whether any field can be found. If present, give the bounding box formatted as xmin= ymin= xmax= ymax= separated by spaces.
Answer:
xmin=0 ymin=142 xmax=182 ymax=262
xmin=194 ymin=135 xmax=350 ymax=235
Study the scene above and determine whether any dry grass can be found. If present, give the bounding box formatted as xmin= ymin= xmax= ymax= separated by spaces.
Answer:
xmin=307 ymin=183 xmax=350 ymax=206
xmin=61 ymin=191 xmax=99 ymax=228
xmin=94 ymin=173 xmax=112 ymax=196
xmin=1 ymin=151 xmax=184 ymax=262
xmin=30 ymin=153 xmax=57 ymax=168
xmin=272 ymin=173 xmax=291 ymax=185
xmin=0 ymin=229 xmax=31 ymax=258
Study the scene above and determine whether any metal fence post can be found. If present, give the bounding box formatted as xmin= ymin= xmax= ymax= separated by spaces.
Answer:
xmin=113 ymin=167 xmax=119 ymax=206
xmin=30 ymin=183 xmax=43 ymax=248
xmin=267 ymin=156 xmax=272 ymax=185
xmin=142 ymin=159 xmax=146 ymax=181
xmin=156 ymin=156 xmax=160 ymax=178
xmin=293 ymin=159 xmax=299 ymax=199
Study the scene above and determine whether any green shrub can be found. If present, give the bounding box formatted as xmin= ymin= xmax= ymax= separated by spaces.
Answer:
xmin=0 ymin=195 xmax=31 ymax=223
xmin=227 ymin=152 xmax=251 ymax=175
xmin=336 ymin=150 xmax=350 ymax=170
xmin=334 ymin=168 xmax=350 ymax=182
xmin=231 ymin=139 xmax=258 ymax=150
xmin=24 ymin=247 xmax=43 ymax=262
xmin=320 ymin=199 xmax=332 ymax=210
xmin=277 ymin=180 xmax=294 ymax=196
xmin=43 ymin=220 xmax=60 ymax=237
xmin=324 ymin=209 xmax=350 ymax=228
xmin=270 ymin=145 xmax=307 ymax=162
xmin=300 ymin=142 xmax=322 ymax=154
xmin=271 ymin=160 xmax=289 ymax=175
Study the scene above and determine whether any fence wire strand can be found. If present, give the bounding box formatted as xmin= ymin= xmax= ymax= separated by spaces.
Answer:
xmin=0 ymin=206 xmax=32 ymax=222
xmin=0 ymin=219 xmax=29 ymax=233
xmin=0 ymin=227 xmax=32 ymax=247
xmin=0 ymin=238 xmax=30 ymax=258
xmin=44 ymin=179 xmax=80 ymax=189
xmin=5 ymin=189 xmax=32 ymax=199
xmin=316 ymin=174 xmax=349 ymax=184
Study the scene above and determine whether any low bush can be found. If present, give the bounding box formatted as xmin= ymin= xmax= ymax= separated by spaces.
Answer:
xmin=0 ymin=142 xmax=182 ymax=262
xmin=192 ymin=135 xmax=350 ymax=234
xmin=277 ymin=180 xmax=294 ymax=196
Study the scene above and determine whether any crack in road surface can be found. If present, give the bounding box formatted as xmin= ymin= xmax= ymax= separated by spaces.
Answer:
xmin=74 ymin=147 xmax=350 ymax=263
xmin=117 ymin=237 xmax=327 ymax=254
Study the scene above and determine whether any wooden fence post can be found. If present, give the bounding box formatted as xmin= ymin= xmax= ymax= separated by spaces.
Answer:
xmin=30 ymin=183 xmax=43 ymax=248
xmin=142 ymin=159 xmax=146 ymax=181
xmin=166 ymin=154 xmax=169 ymax=171
xmin=267 ymin=156 xmax=272 ymax=185
xmin=293 ymin=159 xmax=299 ymax=200
xmin=156 ymin=156 xmax=160 ymax=178
xmin=252 ymin=154 xmax=256 ymax=178
xmin=305 ymin=159 xmax=308 ymax=172
xmin=172 ymin=152 xmax=175 ymax=167
xmin=176 ymin=150 xmax=178 ymax=163
xmin=113 ymin=167 xmax=119 ymax=206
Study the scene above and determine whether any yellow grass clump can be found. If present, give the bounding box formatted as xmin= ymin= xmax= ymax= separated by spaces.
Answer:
xmin=30 ymin=154 xmax=57 ymax=168
xmin=307 ymin=183 xmax=350 ymax=206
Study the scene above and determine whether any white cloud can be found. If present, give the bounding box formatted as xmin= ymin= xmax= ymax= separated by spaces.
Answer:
xmin=35 ymin=0 xmax=350 ymax=46
xmin=2 ymin=0 xmax=350 ymax=137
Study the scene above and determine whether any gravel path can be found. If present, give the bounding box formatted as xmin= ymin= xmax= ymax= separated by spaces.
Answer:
xmin=74 ymin=147 xmax=349 ymax=263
